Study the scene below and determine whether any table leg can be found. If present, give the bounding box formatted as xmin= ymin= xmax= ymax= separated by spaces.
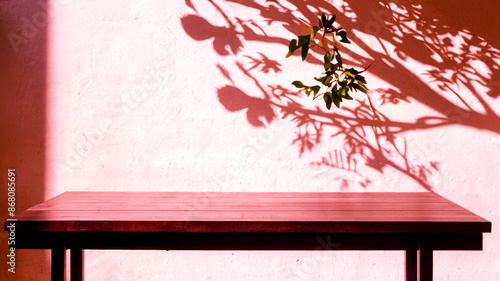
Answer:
xmin=51 ymin=245 xmax=66 ymax=281
xmin=71 ymin=249 xmax=84 ymax=281
xmin=405 ymin=250 xmax=417 ymax=281
xmin=418 ymin=244 xmax=433 ymax=281
xmin=406 ymin=239 xmax=433 ymax=281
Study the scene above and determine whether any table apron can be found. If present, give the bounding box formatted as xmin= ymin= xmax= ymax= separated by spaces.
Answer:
xmin=14 ymin=232 xmax=483 ymax=251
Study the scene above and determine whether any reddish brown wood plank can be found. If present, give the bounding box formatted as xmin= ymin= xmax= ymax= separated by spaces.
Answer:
xmin=28 ymin=192 xmax=465 ymax=210
xmin=10 ymin=192 xmax=491 ymax=234
xmin=28 ymin=202 xmax=468 ymax=212
xmin=35 ymin=194 xmax=455 ymax=201
xmin=56 ymin=191 xmax=443 ymax=197
xmin=16 ymin=209 xmax=486 ymax=222
xmin=43 ymin=192 xmax=452 ymax=204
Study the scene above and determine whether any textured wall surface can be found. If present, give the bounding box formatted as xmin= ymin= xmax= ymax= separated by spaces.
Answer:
xmin=1 ymin=0 xmax=499 ymax=280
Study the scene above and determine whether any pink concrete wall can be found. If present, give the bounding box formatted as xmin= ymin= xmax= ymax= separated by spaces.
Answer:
xmin=1 ymin=0 xmax=499 ymax=280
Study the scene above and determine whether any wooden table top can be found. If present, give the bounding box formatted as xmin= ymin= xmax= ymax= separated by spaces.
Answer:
xmin=9 ymin=192 xmax=491 ymax=233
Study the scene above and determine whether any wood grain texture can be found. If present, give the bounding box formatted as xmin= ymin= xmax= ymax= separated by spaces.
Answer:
xmin=7 ymin=192 xmax=491 ymax=233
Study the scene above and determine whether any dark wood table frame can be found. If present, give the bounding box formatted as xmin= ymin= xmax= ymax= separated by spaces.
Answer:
xmin=5 ymin=192 xmax=491 ymax=281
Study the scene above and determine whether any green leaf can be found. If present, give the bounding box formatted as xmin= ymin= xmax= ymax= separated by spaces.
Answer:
xmin=286 ymin=39 xmax=298 ymax=58
xmin=329 ymin=15 xmax=336 ymax=26
xmin=351 ymin=83 xmax=368 ymax=93
xmin=304 ymin=87 xmax=312 ymax=96
xmin=343 ymin=86 xmax=354 ymax=99
xmin=337 ymin=30 xmax=350 ymax=44
xmin=313 ymin=26 xmax=320 ymax=36
xmin=321 ymin=13 xmax=328 ymax=28
xmin=294 ymin=35 xmax=311 ymax=61
xmin=324 ymin=61 xmax=331 ymax=71
xmin=315 ymin=76 xmax=327 ymax=83
xmin=324 ymin=76 xmax=333 ymax=86
xmin=347 ymin=68 xmax=359 ymax=75
xmin=311 ymin=85 xmax=321 ymax=96
xmin=358 ymin=82 xmax=368 ymax=92
xmin=335 ymin=54 xmax=343 ymax=67
xmin=301 ymin=42 xmax=309 ymax=61
xmin=355 ymin=75 xmax=367 ymax=84
xmin=287 ymin=13 xmax=369 ymax=108
xmin=324 ymin=52 xmax=332 ymax=63
xmin=303 ymin=25 xmax=315 ymax=36
xmin=298 ymin=35 xmax=310 ymax=46
xmin=323 ymin=53 xmax=332 ymax=71
xmin=323 ymin=92 xmax=332 ymax=110
xmin=322 ymin=13 xmax=335 ymax=28
xmin=344 ymin=70 xmax=356 ymax=78
xmin=315 ymin=76 xmax=333 ymax=86
xmin=292 ymin=81 xmax=305 ymax=88
xmin=331 ymin=92 xmax=342 ymax=108
xmin=339 ymin=86 xmax=347 ymax=97
xmin=331 ymin=86 xmax=338 ymax=95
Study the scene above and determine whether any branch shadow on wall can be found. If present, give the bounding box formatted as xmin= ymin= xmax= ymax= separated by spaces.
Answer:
xmin=180 ymin=0 xmax=500 ymax=190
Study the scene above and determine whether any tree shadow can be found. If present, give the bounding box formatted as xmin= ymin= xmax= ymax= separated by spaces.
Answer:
xmin=217 ymin=85 xmax=276 ymax=127
xmin=180 ymin=0 xmax=500 ymax=190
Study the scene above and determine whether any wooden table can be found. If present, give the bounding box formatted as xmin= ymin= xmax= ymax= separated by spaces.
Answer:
xmin=5 ymin=192 xmax=491 ymax=281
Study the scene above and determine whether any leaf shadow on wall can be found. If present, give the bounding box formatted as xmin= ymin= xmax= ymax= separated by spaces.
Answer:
xmin=217 ymin=84 xmax=276 ymax=127
xmin=180 ymin=0 xmax=500 ymax=190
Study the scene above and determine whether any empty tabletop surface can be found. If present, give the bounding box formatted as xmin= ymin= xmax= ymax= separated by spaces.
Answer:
xmin=9 ymin=192 xmax=491 ymax=233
